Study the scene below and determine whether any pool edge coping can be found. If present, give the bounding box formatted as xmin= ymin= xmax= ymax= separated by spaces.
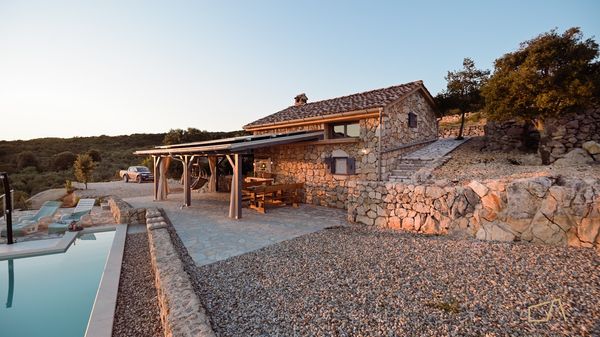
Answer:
xmin=0 ymin=225 xmax=118 ymax=261
xmin=84 ymin=224 xmax=127 ymax=337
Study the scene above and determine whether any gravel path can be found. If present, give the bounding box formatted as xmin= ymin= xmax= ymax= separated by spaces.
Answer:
xmin=192 ymin=227 xmax=599 ymax=336
xmin=112 ymin=233 xmax=163 ymax=337
xmin=74 ymin=180 xmax=181 ymax=199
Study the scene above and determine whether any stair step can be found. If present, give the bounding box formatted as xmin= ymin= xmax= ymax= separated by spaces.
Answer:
xmin=395 ymin=165 xmax=425 ymax=170
xmin=391 ymin=169 xmax=414 ymax=175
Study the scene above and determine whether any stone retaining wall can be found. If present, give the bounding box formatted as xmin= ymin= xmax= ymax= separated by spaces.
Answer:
xmin=484 ymin=108 xmax=600 ymax=162
xmin=145 ymin=208 xmax=215 ymax=337
xmin=108 ymin=196 xmax=146 ymax=225
xmin=348 ymin=176 xmax=600 ymax=251
xmin=438 ymin=124 xmax=485 ymax=138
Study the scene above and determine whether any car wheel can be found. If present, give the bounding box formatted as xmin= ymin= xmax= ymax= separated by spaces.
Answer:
xmin=123 ymin=175 xmax=129 ymax=183
xmin=136 ymin=176 xmax=142 ymax=184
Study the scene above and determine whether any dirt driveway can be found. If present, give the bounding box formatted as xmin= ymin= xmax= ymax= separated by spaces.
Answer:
xmin=74 ymin=180 xmax=182 ymax=199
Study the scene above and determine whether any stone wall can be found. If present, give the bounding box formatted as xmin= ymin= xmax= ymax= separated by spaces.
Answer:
xmin=439 ymin=124 xmax=485 ymax=138
xmin=484 ymin=119 xmax=533 ymax=151
xmin=108 ymin=196 xmax=146 ymax=225
xmin=382 ymin=90 xmax=438 ymax=151
xmin=484 ymin=108 xmax=600 ymax=162
xmin=348 ymin=176 xmax=600 ymax=251
xmin=145 ymin=208 xmax=215 ymax=337
xmin=253 ymin=118 xmax=379 ymax=208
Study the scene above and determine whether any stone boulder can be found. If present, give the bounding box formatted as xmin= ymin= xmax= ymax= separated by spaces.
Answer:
xmin=553 ymin=148 xmax=593 ymax=166
xmin=476 ymin=222 xmax=516 ymax=242
xmin=582 ymin=141 xmax=600 ymax=155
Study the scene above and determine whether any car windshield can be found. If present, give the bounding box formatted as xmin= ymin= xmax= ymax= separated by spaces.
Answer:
xmin=136 ymin=167 xmax=150 ymax=173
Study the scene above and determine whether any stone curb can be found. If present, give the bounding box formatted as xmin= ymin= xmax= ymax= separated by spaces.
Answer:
xmin=145 ymin=208 xmax=216 ymax=337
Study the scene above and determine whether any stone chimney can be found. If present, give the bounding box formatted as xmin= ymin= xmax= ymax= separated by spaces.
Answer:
xmin=294 ymin=93 xmax=308 ymax=106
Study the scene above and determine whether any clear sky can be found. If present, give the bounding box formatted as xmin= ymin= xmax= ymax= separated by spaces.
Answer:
xmin=1 ymin=0 xmax=598 ymax=141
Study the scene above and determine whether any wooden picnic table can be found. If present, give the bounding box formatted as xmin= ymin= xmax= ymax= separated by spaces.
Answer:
xmin=245 ymin=182 xmax=304 ymax=214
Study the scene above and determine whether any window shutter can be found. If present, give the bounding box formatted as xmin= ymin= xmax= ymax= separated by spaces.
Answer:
xmin=324 ymin=157 xmax=335 ymax=174
xmin=346 ymin=157 xmax=356 ymax=175
xmin=408 ymin=112 xmax=417 ymax=128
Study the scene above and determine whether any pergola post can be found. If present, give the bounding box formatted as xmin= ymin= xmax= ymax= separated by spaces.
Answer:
xmin=182 ymin=155 xmax=191 ymax=207
xmin=152 ymin=156 xmax=161 ymax=201
xmin=208 ymin=155 xmax=217 ymax=193
xmin=226 ymin=154 xmax=243 ymax=219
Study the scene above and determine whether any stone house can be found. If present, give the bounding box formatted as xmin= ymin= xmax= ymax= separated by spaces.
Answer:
xmin=244 ymin=80 xmax=439 ymax=209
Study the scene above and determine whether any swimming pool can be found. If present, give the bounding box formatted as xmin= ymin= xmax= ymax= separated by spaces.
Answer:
xmin=0 ymin=231 xmax=116 ymax=337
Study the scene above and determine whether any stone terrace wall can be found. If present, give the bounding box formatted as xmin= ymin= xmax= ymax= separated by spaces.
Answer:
xmin=484 ymin=108 xmax=600 ymax=162
xmin=108 ymin=196 xmax=146 ymax=225
xmin=348 ymin=176 xmax=600 ymax=251
xmin=439 ymin=124 xmax=485 ymax=138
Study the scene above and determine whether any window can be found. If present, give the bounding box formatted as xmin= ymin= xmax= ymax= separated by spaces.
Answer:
xmin=408 ymin=112 xmax=417 ymax=128
xmin=330 ymin=122 xmax=360 ymax=138
xmin=325 ymin=157 xmax=356 ymax=175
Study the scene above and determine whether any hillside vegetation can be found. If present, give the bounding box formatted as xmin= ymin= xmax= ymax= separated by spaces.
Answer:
xmin=0 ymin=129 xmax=245 ymax=206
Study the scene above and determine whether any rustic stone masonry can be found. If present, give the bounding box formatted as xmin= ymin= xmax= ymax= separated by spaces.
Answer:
xmin=439 ymin=124 xmax=485 ymax=138
xmin=108 ymin=196 xmax=146 ymax=225
xmin=348 ymin=176 xmax=600 ymax=252
xmin=254 ymin=118 xmax=379 ymax=209
xmin=145 ymin=208 xmax=215 ymax=337
xmin=484 ymin=108 xmax=600 ymax=162
xmin=253 ymin=90 xmax=440 ymax=209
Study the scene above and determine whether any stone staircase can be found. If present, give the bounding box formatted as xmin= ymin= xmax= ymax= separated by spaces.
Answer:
xmin=388 ymin=138 xmax=469 ymax=182
xmin=389 ymin=158 xmax=435 ymax=182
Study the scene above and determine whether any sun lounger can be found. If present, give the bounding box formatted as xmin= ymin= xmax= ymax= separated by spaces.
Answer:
xmin=47 ymin=198 xmax=95 ymax=234
xmin=1 ymin=201 xmax=62 ymax=237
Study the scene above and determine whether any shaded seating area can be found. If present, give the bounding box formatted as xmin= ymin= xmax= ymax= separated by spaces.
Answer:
xmin=245 ymin=182 xmax=304 ymax=214
xmin=134 ymin=131 xmax=323 ymax=219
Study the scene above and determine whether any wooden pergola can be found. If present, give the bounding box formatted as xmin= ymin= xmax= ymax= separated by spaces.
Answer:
xmin=134 ymin=131 xmax=323 ymax=219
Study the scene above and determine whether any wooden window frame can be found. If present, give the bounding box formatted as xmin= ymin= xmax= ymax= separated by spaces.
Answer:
xmin=328 ymin=121 xmax=360 ymax=139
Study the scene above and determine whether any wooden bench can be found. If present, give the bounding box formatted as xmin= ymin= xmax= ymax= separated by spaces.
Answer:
xmin=247 ymin=183 xmax=304 ymax=214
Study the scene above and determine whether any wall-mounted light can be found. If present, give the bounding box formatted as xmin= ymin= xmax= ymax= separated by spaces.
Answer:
xmin=361 ymin=148 xmax=369 ymax=155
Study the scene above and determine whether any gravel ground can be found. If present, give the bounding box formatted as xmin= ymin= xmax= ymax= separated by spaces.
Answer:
xmin=112 ymin=233 xmax=163 ymax=337
xmin=74 ymin=180 xmax=181 ymax=199
xmin=192 ymin=227 xmax=599 ymax=336
xmin=433 ymin=137 xmax=600 ymax=182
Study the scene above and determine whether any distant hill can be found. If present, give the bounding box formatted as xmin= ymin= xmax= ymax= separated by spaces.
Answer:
xmin=0 ymin=129 xmax=246 ymax=204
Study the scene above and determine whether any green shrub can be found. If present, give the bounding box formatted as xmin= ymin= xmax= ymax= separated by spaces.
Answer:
xmin=87 ymin=149 xmax=102 ymax=162
xmin=16 ymin=151 xmax=39 ymax=170
xmin=53 ymin=151 xmax=77 ymax=171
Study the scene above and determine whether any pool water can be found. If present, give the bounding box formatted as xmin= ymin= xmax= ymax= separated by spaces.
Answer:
xmin=0 ymin=231 xmax=115 ymax=337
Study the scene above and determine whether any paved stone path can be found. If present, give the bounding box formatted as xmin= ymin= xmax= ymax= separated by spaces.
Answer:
xmin=126 ymin=193 xmax=349 ymax=266
xmin=390 ymin=138 xmax=469 ymax=182
xmin=403 ymin=138 xmax=469 ymax=160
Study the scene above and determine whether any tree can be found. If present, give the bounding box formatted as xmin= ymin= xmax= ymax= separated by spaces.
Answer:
xmin=482 ymin=27 xmax=599 ymax=163
xmin=87 ymin=149 xmax=102 ymax=162
xmin=435 ymin=58 xmax=490 ymax=139
xmin=73 ymin=154 xmax=95 ymax=189
xmin=53 ymin=151 xmax=77 ymax=171
xmin=16 ymin=151 xmax=39 ymax=170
